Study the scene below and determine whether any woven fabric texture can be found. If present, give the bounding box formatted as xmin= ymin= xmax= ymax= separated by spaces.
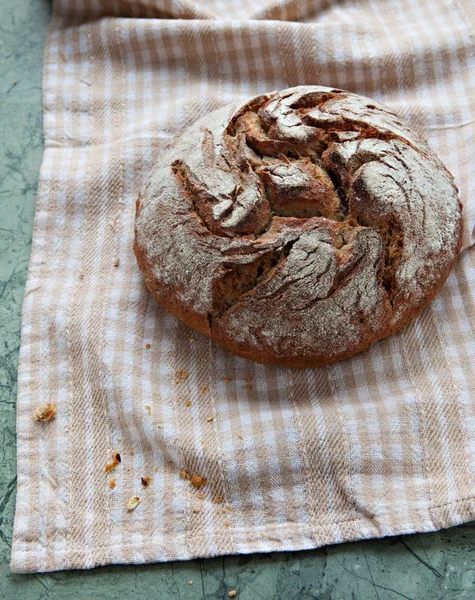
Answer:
xmin=11 ymin=0 xmax=475 ymax=573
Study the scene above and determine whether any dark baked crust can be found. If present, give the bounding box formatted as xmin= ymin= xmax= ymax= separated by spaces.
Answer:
xmin=134 ymin=86 xmax=463 ymax=368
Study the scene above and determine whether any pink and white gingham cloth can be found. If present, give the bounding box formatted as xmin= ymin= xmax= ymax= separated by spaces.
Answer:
xmin=11 ymin=0 xmax=475 ymax=573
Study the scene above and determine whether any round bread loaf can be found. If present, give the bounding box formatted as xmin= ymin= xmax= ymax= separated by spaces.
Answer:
xmin=134 ymin=86 xmax=462 ymax=368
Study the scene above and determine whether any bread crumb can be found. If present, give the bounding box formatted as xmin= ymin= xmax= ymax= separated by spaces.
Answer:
xmin=242 ymin=384 xmax=252 ymax=391
xmin=33 ymin=403 xmax=57 ymax=422
xmin=191 ymin=474 xmax=207 ymax=488
xmin=237 ymin=434 xmax=243 ymax=440
xmin=244 ymin=377 xmax=252 ymax=383
xmin=114 ymin=257 xmax=120 ymax=267
xmin=206 ymin=416 xmax=214 ymax=423
xmin=145 ymin=405 xmax=151 ymax=414
xmin=228 ymin=591 xmax=237 ymax=598
xmin=175 ymin=369 xmax=188 ymax=384
xmin=146 ymin=343 xmax=151 ymax=349
xmin=201 ymin=385 xmax=208 ymax=394
xmin=224 ymin=521 xmax=231 ymax=527
xmin=180 ymin=469 xmax=207 ymax=488
xmin=127 ymin=496 xmax=140 ymax=511
xmin=223 ymin=377 xmax=232 ymax=383
xmin=141 ymin=477 xmax=150 ymax=487
xmin=186 ymin=400 xmax=192 ymax=407
xmin=227 ymin=505 xmax=232 ymax=511
xmin=109 ymin=478 xmax=116 ymax=489
xmin=157 ymin=424 xmax=162 ymax=428
xmin=179 ymin=469 xmax=191 ymax=480
xmin=192 ymin=507 xmax=201 ymax=514
xmin=189 ymin=337 xmax=195 ymax=343
xmin=214 ymin=496 xmax=221 ymax=503
xmin=104 ymin=452 xmax=121 ymax=473
xmin=154 ymin=466 xmax=159 ymax=472
xmin=187 ymin=580 xmax=193 ymax=585
xmin=197 ymin=493 xmax=205 ymax=500
xmin=202 ymin=445 xmax=207 ymax=451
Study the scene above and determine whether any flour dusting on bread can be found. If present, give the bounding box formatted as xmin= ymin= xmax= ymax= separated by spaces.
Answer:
xmin=134 ymin=86 xmax=462 ymax=368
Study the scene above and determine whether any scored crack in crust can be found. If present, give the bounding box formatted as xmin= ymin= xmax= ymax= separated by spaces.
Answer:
xmin=134 ymin=86 xmax=463 ymax=368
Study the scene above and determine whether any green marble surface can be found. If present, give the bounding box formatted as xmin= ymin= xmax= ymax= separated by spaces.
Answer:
xmin=1 ymin=0 xmax=475 ymax=597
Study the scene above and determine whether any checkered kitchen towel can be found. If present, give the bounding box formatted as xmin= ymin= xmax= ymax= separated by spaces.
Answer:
xmin=11 ymin=0 xmax=475 ymax=573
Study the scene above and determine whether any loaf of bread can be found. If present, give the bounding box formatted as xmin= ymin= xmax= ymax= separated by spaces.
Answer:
xmin=134 ymin=86 xmax=462 ymax=368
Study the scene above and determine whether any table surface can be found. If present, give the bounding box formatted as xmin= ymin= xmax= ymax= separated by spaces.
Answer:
xmin=1 ymin=1 xmax=475 ymax=598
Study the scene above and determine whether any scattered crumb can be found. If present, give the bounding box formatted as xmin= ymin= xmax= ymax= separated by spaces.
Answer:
xmin=202 ymin=445 xmax=207 ymax=451
xmin=154 ymin=466 xmax=159 ymax=472
xmin=237 ymin=434 xmax=243 ymax=440
xmin=242 ymin=384 xmax=252 ymax=391
xmin=12 ymin=81 xmax=17 ymax=86
xmin=191 ymin=474 xmax=207 ymax=488
xmin=146 ymin=343 xmax=151 ymax=349
xmin=179 ymin=469 xmax=191 ymax=480
xmin=104 ymin=452 xmax=121 ymax=473
xmin=197 ymin=493 xmax=205 ymax=500
xmin=180 ymin=470 xmax=207 ymax=488
xmin=33 ymin=403 xmax=57 ymax=422
xmin=187 ymin=580 xmax=193 ymax=585
xmin=244 ymin=377 xmax=252 ymax=383
xmin=79 ymin=270 xmax=84 ymax=280
xmin=189 ymin=337 xmax=195 ymax=343
xmin=227 ymin=505 xmax=232 ymax=511
xmin=141 ymin=477 xmax=150 ymax=487
xmin=114 ymin=257 xmax=120 ymax=267
xmin=145 ymin=405 xmax=151 ymax=414
xmin=228 ymin=591 xmax=237 ymax=598
xmin=224 ymin=521 xmax=231 ymax=527
xmin=157 ymin=424 xmax=162 ymax=429
xmin=186 ymin=400 xmax=192 ymax=407
xmin=214 ymin=496 xmax=221 ymax=503
xmin=223 ymin=377 xmax=232 ymax=383
xmin=201 ymin=385 xmax=208 ymax=394
xmin=260 ymin=532 xmax=265 ymax=537
xmin=109 ymin=478 xmax=116 ymax=489
xmin=206 ymin=416 xmax=214 ymax=423
xmin=127 ymin=496 xmax=140 ymax=511
xmin=175 ymin=369 xmax=188 ymax=384
xmin=192 ymin=507 xmax=201 ymax=514
xmin=216 ymin=509 xmax=222 ymax=515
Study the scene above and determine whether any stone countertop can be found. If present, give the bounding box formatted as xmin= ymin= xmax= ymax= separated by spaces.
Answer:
xmin=1 ymin=0 xmax=475 ymax=598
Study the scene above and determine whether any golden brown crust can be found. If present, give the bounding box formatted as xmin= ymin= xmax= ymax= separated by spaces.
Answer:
xmin=134 ymin=86 xmax=463 ymax=369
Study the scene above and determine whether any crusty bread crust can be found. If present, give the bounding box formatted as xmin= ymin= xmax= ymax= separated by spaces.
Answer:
xmin=134 ymin=86 xmax=463 ymax=368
